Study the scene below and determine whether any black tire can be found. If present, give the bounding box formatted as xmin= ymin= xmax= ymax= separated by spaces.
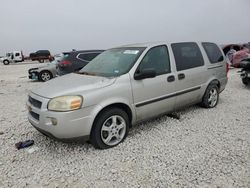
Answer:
xmin=3 ymin=60 xmax=10 ymax=65
xmin=90 ymin=108 xmax=129 ymax=149
xmin=242 ymin=78 xmax=249 ymax=85
xmin=200 ymin=84 xmax=219 ymax=108
xmin=39 ymin=59 xmax=44 ymax=63
xmin=39 ymin=71 xmax=52 ymax=82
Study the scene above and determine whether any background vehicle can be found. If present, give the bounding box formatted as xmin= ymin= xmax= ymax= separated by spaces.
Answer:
xmin=222 ymin=44 xmax=250 ymax=67
xmin=56 ymin=50 xmax=104 ymax=75
xmin=27 ymin=41 xmax=228 ymax=149
xmin=29 ymin=50 xmax=54 ymax=63
xmin=28 ymin=53 xmax=67 ymax=82
xmin=1 ymin=51 xmax=24 ymax=65
xmin=239 ymin=58 xmax=250 ymax=85
xmin=222 ymin=44 xmax=242 ymax=56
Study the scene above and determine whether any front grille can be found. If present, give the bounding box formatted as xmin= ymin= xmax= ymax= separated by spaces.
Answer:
xmin=30 ymin=111 xmax=40 ymax=121
xmin=29 ymin=96 xmax=42 ymax=109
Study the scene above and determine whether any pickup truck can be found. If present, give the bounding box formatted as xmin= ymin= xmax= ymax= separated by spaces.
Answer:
xmin=29 ymin=50 xmax=54 ymax=63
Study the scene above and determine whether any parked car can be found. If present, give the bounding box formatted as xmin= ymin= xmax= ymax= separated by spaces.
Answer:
xmin=30 ymin=50 xmax=54 ymax=63
xmin=222 ymin=44 xmax=250 ymax=67
xmin=230 ymin=44 xmax=250 ymax=68
xmin=0 ymin=51 xmax=24 ymax=65
xmin=28 ymin=53 xmax=68 ymax=82
xmin=56 ymin=50 xmax=104 ymax=75
xmin=27 ymin=41 xmax=228 ymax=149
xmin=222 ymin=44 xmax=242 ymax=56
xmin=238 ymin=58 xmax=250 ymax=85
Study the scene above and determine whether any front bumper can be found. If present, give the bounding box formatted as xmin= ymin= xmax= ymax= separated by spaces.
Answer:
xmin=28 ymin=69 xmax=39 ymax=80
xmin=27 ymin=93 xmax=97 ymax=141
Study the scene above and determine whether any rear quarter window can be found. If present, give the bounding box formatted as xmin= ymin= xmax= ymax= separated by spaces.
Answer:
xmin=202 ymin=42 xmax=224 ymax=63
xmin=171 ymin=42 xmax=204 ymax=71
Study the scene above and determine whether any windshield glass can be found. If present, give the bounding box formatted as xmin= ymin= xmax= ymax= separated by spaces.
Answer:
xmin=79 ymin=47 xmax=145 ymax=77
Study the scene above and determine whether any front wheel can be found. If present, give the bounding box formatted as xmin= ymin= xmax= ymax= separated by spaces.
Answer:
xmin=200 ymin=84 xmax=219 ymax=108
xmin=3 ymin=60 xmax=10 ymax=65
xmin=90 ymin=108 xmax=129 ymax=149
xmin=39 ymin=71 xmax=52 ymax=82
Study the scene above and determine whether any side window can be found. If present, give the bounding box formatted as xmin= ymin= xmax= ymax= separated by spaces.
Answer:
xmin=15 ymin=53 xmax=20 ymax=56
xmin=137 ymin=45 xmax=171 ymax=75
xmin=78 ymin=53 xmax=100 ymax=62
xmin=202 ymin=42 xmax=224 ymax=63
xmin=171 ymin=42 xmax=204 ymax=71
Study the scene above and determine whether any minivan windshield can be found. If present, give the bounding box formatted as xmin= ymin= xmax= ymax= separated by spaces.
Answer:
xmin=79 ymin=47 xmax=145 ymax=77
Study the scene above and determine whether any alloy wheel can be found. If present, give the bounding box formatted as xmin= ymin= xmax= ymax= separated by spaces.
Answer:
xmin=208 ymin=88 xmax=218 ymax=107
xmin=101 ymin=115 xmax=126 ymax=146
xmin=41 ymin=72 xmax=51 ymax=81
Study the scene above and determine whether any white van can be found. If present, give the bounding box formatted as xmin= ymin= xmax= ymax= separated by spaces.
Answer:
xmin=27 ymin=41 xmax=228 ymax=149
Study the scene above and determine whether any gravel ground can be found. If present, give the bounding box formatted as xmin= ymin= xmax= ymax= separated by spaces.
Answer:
xmin=0 ymin=62 xmax=249 ymax=188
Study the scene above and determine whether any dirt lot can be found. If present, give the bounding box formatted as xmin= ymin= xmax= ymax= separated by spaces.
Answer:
xmin=0 ymin=61 xmax=249 ymax=188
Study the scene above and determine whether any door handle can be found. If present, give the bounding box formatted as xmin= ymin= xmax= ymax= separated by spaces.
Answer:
xmin=178 ymin=73 xmax=185 ymax=80
xmin=167 ymin=75 xmax=175 ymax=82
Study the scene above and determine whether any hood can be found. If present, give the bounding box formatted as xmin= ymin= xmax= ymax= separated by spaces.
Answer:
xmin=29 ymin=63 xmax=56 ymax=72
xmin=37 ymin=63 xmax=55 ymax=69
xmin=0 ymin=57 xmax=6 ymax=61
xmin=31 ymin=73 xmax=116 ymax=98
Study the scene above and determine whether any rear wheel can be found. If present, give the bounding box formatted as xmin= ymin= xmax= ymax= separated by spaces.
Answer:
xmin=39 ymin=71 xmax=52 ymax=82
xmin=90 ymin=108 xmax=129 ymax=149
xmin=242 ymin=78 xmax=249 ymax=85
xmin=200 ymin=84 xmax=219 ymax=108
xmin=3 ymin=60 xmax=10 ymax=65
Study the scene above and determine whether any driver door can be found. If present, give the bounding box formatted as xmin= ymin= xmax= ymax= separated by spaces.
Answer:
xmin=131 ymin=45 xmax=176 ymax=121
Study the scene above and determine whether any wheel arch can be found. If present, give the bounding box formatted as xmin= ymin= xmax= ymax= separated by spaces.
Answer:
xmin=92 ymin=102 xmax=134 ymax=130
xmin=209 ymin=79 xmax=221 ymax=90
xmin=202 ymin=78 xmax=221 ymax=98
xmin=39 ymin=69 xmax=52 ymax=74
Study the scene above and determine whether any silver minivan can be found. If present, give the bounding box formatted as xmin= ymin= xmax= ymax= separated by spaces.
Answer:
xmin=27 ymin=42 xmax=228 ymax=149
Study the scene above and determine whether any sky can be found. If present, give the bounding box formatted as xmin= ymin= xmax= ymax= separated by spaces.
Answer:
xmin=0 ymin=0 xmax=250 ymax=55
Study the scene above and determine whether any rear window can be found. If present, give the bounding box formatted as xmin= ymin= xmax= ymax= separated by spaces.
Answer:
xmin=171 ymin=42 xmax=204 ymax=71
xmin=77 ymin=53 xmax=100 ymax=62
xmin=202 ymin=42 xmax=224 ymax=63
xmin=36 ymin=50 xmax=50 ymax=56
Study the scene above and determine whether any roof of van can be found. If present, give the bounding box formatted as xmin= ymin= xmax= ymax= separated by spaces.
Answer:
xmin=116 ymin=41 xmax=218 ymax=48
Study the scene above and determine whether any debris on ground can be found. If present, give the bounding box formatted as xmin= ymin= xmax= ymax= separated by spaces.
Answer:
xmin=26 ymin=146 xmax=39 ymax=154
xmin=167 ymin=112 xmax=181 ymax=120
xmin=15 ymin=140 xmax=34 ymax=150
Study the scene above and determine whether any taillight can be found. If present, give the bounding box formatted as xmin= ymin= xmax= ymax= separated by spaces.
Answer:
xmin=59 ymin=60 xmax=72 ymax=67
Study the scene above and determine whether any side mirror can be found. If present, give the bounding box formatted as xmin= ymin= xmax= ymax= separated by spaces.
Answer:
xmin=134 ymin=68 xmax=156 ymax=80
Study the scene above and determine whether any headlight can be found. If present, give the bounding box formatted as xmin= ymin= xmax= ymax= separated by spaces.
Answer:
xmin=48 ymin=96 xmax=83 ymax=112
